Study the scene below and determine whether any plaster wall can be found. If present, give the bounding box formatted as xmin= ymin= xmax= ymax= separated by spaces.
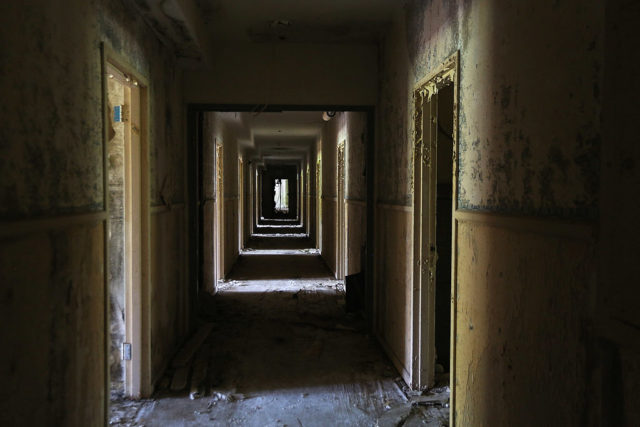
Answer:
xmin=455 ymin=218 xmax=593 ymax=425
xmin=150 ymin=207 xmax=188 ymax=383
xmin=0 ymin=0 xmax=188 ymax=423
xmin=183 ymin=43 xmax=378 ymax=105
xmin=375 ymin=0 xmax=615 ymax=423
xmin=107 ymin=78 xmax=127 ymax=392
xmin=598 ymin=1 xmax=640 ymax=423
xmin=374 ymin=205 xmax=413 ymax=382
xmin=201 ymin=112 xmax=217 ymax=293
xmin=222 ymin=118 xmax=240 ymax=276
xmin=201 ymin=113 xmax=240 ymax=279
xmin=0 ymin=225 xmax=105 ymax=425
xmin=320 ymin=113 xmax=347 ymax=275
xmin=345 ymin=112 xmax=367 ymax=275
xmin=307 ymin=149 xmax=318 ymax=245
xmin=242 ymin=158 xmax=251 ymax=246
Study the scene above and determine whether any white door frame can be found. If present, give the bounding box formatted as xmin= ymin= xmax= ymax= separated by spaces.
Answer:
xmin=411 ymin=52 xmax=459 ymax=418
xmin=102 ymin=44 xmax=151 ymax=398
xmin=337 ymin=140 xmax=346 ymax=279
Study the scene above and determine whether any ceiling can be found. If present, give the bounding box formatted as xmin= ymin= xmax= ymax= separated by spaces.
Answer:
xmin=234 ymin=111 xmax=327 ymax=163
xmin=128 ymin=0 xmax=382 ymax=162
xmin=195 ymin=0 xmax=396 ymax=44
xmin=250 ymin=111 xmax=325 ymax=137
xmin=129 ymin=0 xmax=397 ymax=64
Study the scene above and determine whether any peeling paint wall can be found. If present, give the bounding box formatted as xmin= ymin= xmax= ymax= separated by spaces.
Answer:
xmin=374 ymin=0 xmax=628 ymax=424
xmin=0 ymin=0 xmax=187 ymax=423
xmin=203 ymin=113 xmax=241 ymax=278
xmin=304 ymin=150 xmax=318 ymax=244
xmin=0 ymin=225 xmax=105 ymax=425
xmin=321 ymin=111 xmax=367 ymax=277
xmin=107 ymin=77 xmax=127 ymax=393
xmin=345 ymin=112 xmax=367 ymax=275
xmin=320 ymin=113 xmax=346 ymax=275
xmin=455 ymin=221 xmax=593 ymax=424
xmin=222 ymin=117 xmax=240 ymax=276
xmin=201 ymin=112 xmax=217 ymax=293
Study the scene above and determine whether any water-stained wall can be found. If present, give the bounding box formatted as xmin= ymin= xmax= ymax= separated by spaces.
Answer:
xmin=222 ymin=118 xmax=240 ymax=276
xmin=345 ymin=112 xmax=367 ymax=276
xmin=203 ymin=113 xmax=241 ymax=279
xmin=374 ymin=0 xmax=636 ymax=424
xmin=201 ymin=112 xmax=218 ymax=293
xmin=107 ymin=76 xmax=127 ymax=393
xmin=0 ymin=0 xmax=187 ymax=424
xmin=320 ymin=113 xmax=344 ymax=275
xmin=321 ymin=112 xmax=367 ymax=278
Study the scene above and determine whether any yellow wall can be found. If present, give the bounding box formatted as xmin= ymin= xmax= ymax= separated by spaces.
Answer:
xmin=375 ymin=0 xmax=638 ymax=423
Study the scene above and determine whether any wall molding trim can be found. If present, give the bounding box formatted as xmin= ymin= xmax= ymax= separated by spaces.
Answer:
xmin=454 ymin=209 xmax=595 ymax=241
xmin=345 ymin=198 xmax=366 ymax=206
xmin=376 ymin=202 xmax=412 ymax=213
xmin=151 ymin=203 xmax=186 ymax=214
xmin=0 ymin=211 xmax=108 ymax=237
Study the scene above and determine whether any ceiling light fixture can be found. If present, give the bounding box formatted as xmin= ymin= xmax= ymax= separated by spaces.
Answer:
xmin=322 ymin=111 xmax=336 ymax=121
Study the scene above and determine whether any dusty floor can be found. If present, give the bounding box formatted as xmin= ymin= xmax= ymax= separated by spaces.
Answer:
xmin=111 ymin=235 xmax=449 ymax=426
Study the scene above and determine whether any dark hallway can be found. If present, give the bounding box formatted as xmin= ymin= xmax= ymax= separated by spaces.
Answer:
xmin=2 ymin=0 xmax=640 ymax=426
xmin=111 ymin=236 xmax=449 ymax=425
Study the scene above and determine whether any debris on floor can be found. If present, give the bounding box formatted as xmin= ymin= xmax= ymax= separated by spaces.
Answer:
xmin=110 ymin=236 xmax=449 ymax=426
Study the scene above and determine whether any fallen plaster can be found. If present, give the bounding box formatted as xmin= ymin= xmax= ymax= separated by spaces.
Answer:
xmin=110 ymin=235 xmax=449 ymax=426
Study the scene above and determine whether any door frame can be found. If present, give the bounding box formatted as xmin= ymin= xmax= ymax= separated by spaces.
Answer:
xmin=215 ymin=141 xmax=224 ymax=282
xmin=238 ymin=157 xmax=243 ymax=250
xmin=411 ymin=51 xmax=459 ymax=410
xmin=337 ymin=139 xmax=346 ymax=279
xmin=101 ymin=44 xmax=151 ymax=399
xmin=185 ymin=103 xmax=375 ymax=323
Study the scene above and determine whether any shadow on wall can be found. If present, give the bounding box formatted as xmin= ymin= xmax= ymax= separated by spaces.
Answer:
xmin=454 ymin=1 xmax=600 ymax=424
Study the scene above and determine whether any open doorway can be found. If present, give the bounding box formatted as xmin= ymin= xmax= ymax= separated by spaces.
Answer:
xmin=215 ymin=142 xmax=224 ymax=284
xmin=411 ymin=53 xmax=458 ymax=399
xmin=316 ymin=155 xmax=322 ymax=251
xmin=336 ymin=140 xmax=346 ymax=279
xmin=274 ymin=178 xmax=290 ymax=213
xmin=239 ymin=158 xmax=244 ymax=250
xmin=104 ymin=50 xmax=150 ymax=399
xmin=434 ymin=84 xmax=454 ymax=377
xmin=185 ymin=106 xmax=375 ymax=323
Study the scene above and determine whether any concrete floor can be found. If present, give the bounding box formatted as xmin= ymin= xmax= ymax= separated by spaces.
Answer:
xmin=110 ymin=235 xmax=449 ymax=426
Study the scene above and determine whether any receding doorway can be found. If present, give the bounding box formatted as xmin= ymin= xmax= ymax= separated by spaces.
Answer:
xmin=274 ymin=178 xmax=290 ymax=213
xmin=336 ymin=140 xmax=346 ymax=279
xmin=411 ymin=52 xmax=458 ymax=406
xmin=215 ymin=142 xmax=224 ymax=285
xmin=104 ymin=47 xmax=150 ymax=399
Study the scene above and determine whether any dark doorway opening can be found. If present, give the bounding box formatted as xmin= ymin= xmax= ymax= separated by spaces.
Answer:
xmin=434 ymin=84 xmax=454 ymax=376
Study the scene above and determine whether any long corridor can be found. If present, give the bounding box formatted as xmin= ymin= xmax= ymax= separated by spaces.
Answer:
xmin=110 ymin=235 xmax=449 ymax=426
